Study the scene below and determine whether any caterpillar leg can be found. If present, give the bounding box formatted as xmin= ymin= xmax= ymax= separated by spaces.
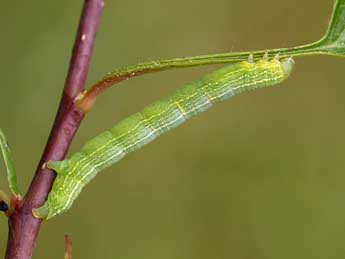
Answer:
xmin=248 ymin=53 xmax=254 ymax=63
xmin=32 ymin=202 xmax=50 ymax=219
xmin=47 ymin=160 xmax=69 ymax=174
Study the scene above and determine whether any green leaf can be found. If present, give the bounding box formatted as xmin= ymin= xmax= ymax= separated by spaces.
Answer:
xmin=0 ymin=129 xmax=21 ymax=198
xmin=262 ymin=0 xmax=345 ymax=58
xmin=316 ymin=0 xmax=345 ymax=56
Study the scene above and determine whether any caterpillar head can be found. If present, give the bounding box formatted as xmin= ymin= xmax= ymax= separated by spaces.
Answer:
xmin=280 ymin=57 xmax=295 ymax=78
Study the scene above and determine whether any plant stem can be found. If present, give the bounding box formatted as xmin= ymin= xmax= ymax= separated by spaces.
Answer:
xmin=76 ymin=40 xmax=330 ymax=112
xmin=4 ymin=1 xmax=104 ymax=258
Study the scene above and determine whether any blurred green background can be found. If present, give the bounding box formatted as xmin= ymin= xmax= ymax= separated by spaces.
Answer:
xmin=1 ymin=1 xmax=345 ymax=258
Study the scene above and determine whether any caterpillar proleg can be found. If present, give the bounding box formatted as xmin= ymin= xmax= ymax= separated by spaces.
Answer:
xmin=33 ymin=57 xmax=295 ymax=219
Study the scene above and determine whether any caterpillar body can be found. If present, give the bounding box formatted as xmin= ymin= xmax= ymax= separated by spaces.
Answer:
xmin=33 ymin=58 xmax=295 ymax=219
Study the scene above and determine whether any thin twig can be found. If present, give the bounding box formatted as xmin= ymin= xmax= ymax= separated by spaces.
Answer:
xmin=64 ymin=235 xmax=73 ymax=259
xmin=76 ymin=42 xmax=327 ymax=112
xmin=4 ymin=1 xmax=104 ymax=258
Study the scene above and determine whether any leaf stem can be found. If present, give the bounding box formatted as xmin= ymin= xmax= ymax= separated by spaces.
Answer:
xmin=76 ymin=39 xmax=333 ymax=112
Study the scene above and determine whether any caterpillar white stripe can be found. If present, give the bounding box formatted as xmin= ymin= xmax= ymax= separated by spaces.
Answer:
xmin=33 ymin=57 xmax=295 ymax=219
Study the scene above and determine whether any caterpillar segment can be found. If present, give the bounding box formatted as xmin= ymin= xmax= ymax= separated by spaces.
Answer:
xmin=33 ymin=58 xmax=294 ymax=219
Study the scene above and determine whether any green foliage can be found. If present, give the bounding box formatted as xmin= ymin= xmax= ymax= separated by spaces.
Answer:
xmin=316 ymin=0 xmax=345 ymax=56
xmin=0 ymin=129 xmax=20 ymax=198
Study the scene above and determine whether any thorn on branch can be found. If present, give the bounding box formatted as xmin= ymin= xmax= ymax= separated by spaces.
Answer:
xmin=64 ymin=235 xmax=73 ymax=259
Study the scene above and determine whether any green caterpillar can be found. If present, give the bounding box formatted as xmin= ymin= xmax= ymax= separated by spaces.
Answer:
xmin=33 ymin=57 xmax=295 ymax=220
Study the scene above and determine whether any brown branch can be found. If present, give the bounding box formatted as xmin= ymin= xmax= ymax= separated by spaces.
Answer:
xmin=4 ymin=1 xmax=104 ymax=258
xmin=64 ymin=235 xmax=73 ymax=259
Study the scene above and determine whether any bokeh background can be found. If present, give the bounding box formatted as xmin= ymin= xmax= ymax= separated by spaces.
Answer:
xmin=1 ymin=1 xmax=345 ymax=258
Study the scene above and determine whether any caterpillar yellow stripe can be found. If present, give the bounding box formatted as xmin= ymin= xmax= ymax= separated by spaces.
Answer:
xmin=33 ymin=57 xmax=295 ymax=219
